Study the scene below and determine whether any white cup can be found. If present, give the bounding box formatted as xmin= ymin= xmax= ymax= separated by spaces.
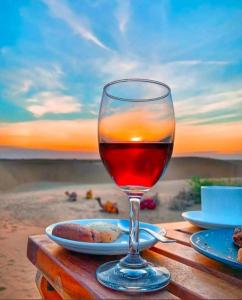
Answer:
xmin=201 ymin=186 xmax=242 ymax=220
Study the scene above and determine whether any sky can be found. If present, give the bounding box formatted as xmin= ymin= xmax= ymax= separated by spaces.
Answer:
xmin=0 ymin=0 xmax=242 ymax=159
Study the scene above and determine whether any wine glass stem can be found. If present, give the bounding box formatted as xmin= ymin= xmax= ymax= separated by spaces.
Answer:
xmin=120 ymin=195 xmax=148 ymax=268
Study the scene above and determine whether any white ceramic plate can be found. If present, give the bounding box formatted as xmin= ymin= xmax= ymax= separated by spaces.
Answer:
xmin=182 ymin=211 xmax=242 ymax=229
xmin=46 ymin=219 xmax=164 ymax=255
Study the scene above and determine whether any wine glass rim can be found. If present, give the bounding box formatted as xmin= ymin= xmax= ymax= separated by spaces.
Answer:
xmin=103 ymin=78 xmax=171 ymax=102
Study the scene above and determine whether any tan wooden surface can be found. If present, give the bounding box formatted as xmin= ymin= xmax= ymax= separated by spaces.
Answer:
xmin=27 ymin=221 xmax=242 ymax=299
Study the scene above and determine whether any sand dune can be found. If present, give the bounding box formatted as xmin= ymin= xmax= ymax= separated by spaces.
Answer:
xmin=0 ymin=157 xmax=242 ymax=299
xmin=0 ymin=157 xmax=241 ymax=191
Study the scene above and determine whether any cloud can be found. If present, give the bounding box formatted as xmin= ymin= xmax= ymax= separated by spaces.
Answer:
xmin=0 ymin=63 xmax=84 ymax=118
xmin=175 ymin=89 xmax=242 ymax=124
xmin=29 ymin=65 xmax=64 ymax=90
xmin=86 ymin=96 xmax=101 ymax=116
xmin=96 ymin=55 xmax=206 ymax=92
xmin=2 ymin=65 xmax=65 ymax=98
xmin=116 ymin=0 xmax=130 ymax=34
xmin=99 ymin=55 xmax=137 ymax=76
xmin=26 ymin=92 xmax=82 ymax=117
xmin=0 ymin=119 xmax=98 ymax=152
xmin=42 ymin=0 xmax=108 ymax=49
xmin=94 ymin=54 xmax=242 ymax=128
xmin=18 ymin=80 xmax=33 ymax=94
xmin=95 ymin=52 xmax=237 ymax=99
xmin=170 ymin=60 xmax=232 ymax=66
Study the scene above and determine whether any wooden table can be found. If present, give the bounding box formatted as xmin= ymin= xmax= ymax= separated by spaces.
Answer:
xmin=27 ymin=221 xmax=242 ymax=299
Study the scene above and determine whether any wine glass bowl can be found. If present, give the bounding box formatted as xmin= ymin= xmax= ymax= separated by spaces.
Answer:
xmin=99 ymin=79 xmax=175 ymax=193
xmin=97 ymin=79 xmax=175 ymax=292
xmin=99 ymin=141 xmax=173 ymax=192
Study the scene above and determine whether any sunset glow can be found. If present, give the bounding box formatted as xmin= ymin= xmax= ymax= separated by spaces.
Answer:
xmin=131 ymin=137 xmax=142 ymax=142
xmin=0 ymin=120 xmax=242 ymax=157
xmin=0 ymin=1 xmax=242 ymax=158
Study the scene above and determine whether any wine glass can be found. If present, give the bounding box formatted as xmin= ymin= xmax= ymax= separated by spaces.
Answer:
xmin=96 ymin=79 xmax=175 ymax=292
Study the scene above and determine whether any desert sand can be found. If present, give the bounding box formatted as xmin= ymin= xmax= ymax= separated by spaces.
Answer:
xmin=0 ymin=157 xmax=241 ymax=299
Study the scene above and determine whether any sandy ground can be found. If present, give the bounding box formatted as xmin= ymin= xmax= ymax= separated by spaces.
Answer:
xmin=0 ymin=157 xmax=241 ymax=299
xmin=0 ymin=180 xmax=198 ymax=299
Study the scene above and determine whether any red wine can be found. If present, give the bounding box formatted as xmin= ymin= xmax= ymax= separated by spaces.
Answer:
xmin=99 ymin=142 xmax=173 ymax=189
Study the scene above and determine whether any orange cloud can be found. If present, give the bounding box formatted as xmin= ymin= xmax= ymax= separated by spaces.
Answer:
xmin=99 ymin=107 xmax=175 ymax=142
xmin=0 ymin=119 xmax=241 ymax=156
xmin=174 ymin=121 xmax=242 ymax=155
xmin=0 ymin=120 xmax=98 ymax=152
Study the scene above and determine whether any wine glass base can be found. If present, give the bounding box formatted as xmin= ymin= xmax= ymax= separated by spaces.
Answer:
xmin=96 ymin=260 xmax=171 ymax=292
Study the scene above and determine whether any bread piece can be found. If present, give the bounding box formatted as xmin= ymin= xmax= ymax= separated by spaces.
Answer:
xmin=52 ymin=222 xmax=121 ymax=243
xmin=52 ymin=223 xmax=102 ymax=242
xmin=85 ymin=222 xmax=121 ymax=242
xmin=233 ymin=227 xmax=242 ymax=248
xmin=238 ymin=248 xmax=242 ymax=263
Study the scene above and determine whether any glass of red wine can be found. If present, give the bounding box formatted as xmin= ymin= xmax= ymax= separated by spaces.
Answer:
xmin=96 ymin=79 xmax=175 ymax=292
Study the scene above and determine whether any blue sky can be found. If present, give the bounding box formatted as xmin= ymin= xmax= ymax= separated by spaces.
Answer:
xmin=0 ymin=0 xmax=242 ymax=157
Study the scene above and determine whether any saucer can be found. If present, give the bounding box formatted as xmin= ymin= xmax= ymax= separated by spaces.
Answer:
xmin=182 ymin=211 xmax=242 ymax=229
xmin=191 ymin=229 xmax=242 ymax=270
xmin=46 ymin=219 xmax=163 ymax=255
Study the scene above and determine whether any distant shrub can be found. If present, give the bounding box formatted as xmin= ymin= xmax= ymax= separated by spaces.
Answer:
xmin=169 ymin=176 xmax=242 ymax=210
xmin=169 ymin=189 xmax=194 ymax=211
xmin=189 ymin=176 xmax=242 ymax=204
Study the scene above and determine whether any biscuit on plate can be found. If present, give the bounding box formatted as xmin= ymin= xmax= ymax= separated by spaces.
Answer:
xmin=85 ymin=222 xmax=121 ymax=243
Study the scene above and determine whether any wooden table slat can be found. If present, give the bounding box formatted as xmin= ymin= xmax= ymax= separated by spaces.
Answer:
xmin=143 ymin=250 xmax=242 ymax=299
xmin=27 ymin=236 xmax=178 ymax=300
xmin=151 ymin=241 xmax=242 ymax=287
